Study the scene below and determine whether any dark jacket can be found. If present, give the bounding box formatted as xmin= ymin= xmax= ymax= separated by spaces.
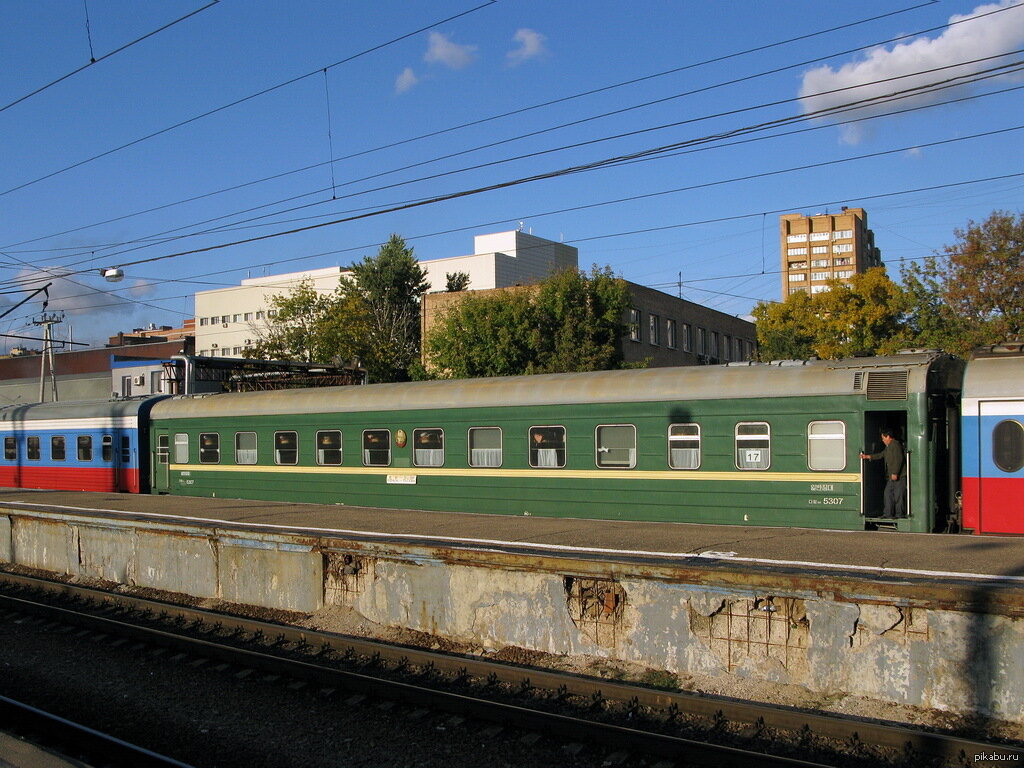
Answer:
xmin=868 ymin=439 xmax=905 ymax=479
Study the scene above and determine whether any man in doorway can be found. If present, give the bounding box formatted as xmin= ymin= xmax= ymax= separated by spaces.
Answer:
xmin=859 ymin=429 xmax=906 ymax=519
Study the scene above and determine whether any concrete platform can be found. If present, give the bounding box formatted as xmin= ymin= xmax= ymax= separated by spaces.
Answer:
xmin=2 ymin=489 xmax=1024 ymax=723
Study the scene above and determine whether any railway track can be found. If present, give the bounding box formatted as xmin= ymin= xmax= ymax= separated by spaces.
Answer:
xmin=0 ymin=569 xmax=1018 ymax=768
xmin=0 ymin=695 xmax=196 ymax=768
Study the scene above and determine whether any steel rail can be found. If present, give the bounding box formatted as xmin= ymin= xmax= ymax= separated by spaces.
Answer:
xmin=2 ymin=569 xmax=1019 ymax=765
xmin=0 ymin=694 xmax=196 ymax=768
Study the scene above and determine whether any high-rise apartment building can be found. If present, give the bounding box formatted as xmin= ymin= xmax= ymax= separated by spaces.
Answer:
xmin=779 ymin=207 xmax=882 ymax=299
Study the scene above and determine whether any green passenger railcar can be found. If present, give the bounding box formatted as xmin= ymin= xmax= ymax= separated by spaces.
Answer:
xmin=148 ymin=352 xmax=964 ymax=531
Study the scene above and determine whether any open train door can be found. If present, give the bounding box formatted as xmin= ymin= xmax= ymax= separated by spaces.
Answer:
xmin=152 ymin=429 xmax=171 ymax=493
xmin=861 ymin=411 xmax=908 ymax=519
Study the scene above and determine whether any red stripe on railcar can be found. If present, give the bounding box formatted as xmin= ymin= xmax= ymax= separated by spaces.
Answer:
xmin=963 ymin=476 xmax=1024 ymax=535
xmin=0 ymin=466 xmax=139 ymax=493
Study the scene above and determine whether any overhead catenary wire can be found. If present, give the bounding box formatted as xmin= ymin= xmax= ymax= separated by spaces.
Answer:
xmin=1 ymin=0 xmax=1001 ymax=252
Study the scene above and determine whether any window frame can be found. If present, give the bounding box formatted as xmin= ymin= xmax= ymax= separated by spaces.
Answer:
xmin=27 ymin=436 xmax=41 ymax=461
xmin=468 ymin=427 xmax=502 ymax=468
xmin=529 ymin=425 xmax=566 ymax=469
xmin=102 ymin=434 xmax=113 ymax=462
xmin=807 ymin=420 xmax=847 ymax=471
xmin=274 ymin=431 xmax=299 ymax=465
xmin=362 ymin=429 xmax=392 ymax=467
xmin=595 ymin=424 xmax=636 ymax=469
xmin=77 ymin=435 xmax=93 ymax=462
xmin=235 ymin=431 xmax=258 ymax=465
xmin=993 ymin=419 xmax=1024 ymax=473
xmin=51 ymin=435 xmax=66 ymax=462
xmin=4 ymin=436 xmax=17 ymax=461
xmin=315 ymin=430 xmax=343 ymax=466
xmin=412 ymin=428 xmax=445 ymax=468
xmin=199 ymin=432 xmax=220 ymax=464
xmin=668 ymin=423 xmax=701 ymax=470
xmin=735 ymin=422 xmax=771 ymax=471
xmin=173 ymin=433 xmax=189 ymax=464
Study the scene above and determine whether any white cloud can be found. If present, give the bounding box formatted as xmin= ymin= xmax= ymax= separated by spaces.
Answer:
xmin=395 ymin=67 xmax=419 ymax=94
xmin=507 ymin=28 xmax=547 ymax=66
xmin=424 ymin=31 xmax=477 ymax=70
xmin=799 ymin=0 xmax=1024 ymax=144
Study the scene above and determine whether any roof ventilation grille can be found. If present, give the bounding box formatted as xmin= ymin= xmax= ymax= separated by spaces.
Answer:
xmin=866 ymin=370 xmax=909 ymax=400
xmin=852 ymin=372 xmax=864 ymax=391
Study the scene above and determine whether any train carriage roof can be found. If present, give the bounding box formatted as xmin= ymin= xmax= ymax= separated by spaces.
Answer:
xmin=0 ymin=395 xmax=168 ymax=424
xmin=964 ymin=344 xmax=1024 ymax=400
xmin=151 ymin=352 xmax=963 ymax=420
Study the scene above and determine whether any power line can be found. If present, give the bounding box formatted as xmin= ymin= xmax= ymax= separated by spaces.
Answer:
xmin=0 ymin=1 xmax=220 ymax=114
xmin=0 ymin=1 xmax=498 ymax=199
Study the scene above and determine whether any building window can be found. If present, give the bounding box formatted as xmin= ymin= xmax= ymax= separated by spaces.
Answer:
xmin=267 ymin=309 xmax=277 ymax=318
xmin=174 ymin=433 xmax=189 ymax=463
xmin=809 ymin=232 xmax=830 ymax=242
xmin=811 ymin=259 xmax=829 ymax=267
xmin=834 ymin=257 xmax=852 ymax=266
xmin=786 ymin=234 xmax=807 ymax=243
xmin=811 ymin=246 xmax=828 ymax=255
xmin=244 ymin=312 xmax=253 ymax=322
xmin=220 ymin=315 xmax=229 ymax=323
xmin=232 ymin=314 xmax=242 ymax=322
xmin=833 ymin=243 xmax=853 ymax=253
xmin=51 ymin=436 xmax=66 ymax=461
xmin=256 ymin=311 xmax=265 ymax=320
xmin=811 ymin=271 xmax=830 ymax=281
xmin=208 ymin=316 xmax=218 ymax=324
xmin=275 ymin=431 xmax=298 ymax=465
xmin=468 ymin=427 xmax=502 ymax=468
xmin=810 ymin=285 xmax=831 ymax=294
xmin=789 ymin=273 xmax=806 ymax=282
xmin=833 ymin=229 xmax=853 ymax=239
xmin=362 ymin=430 xmax=391 ymax=467
xmin=710 ymin=331 xmax=719 ymax=358
xmin=789 ymin=261 xmax=807 ymax=269
xmin=736 ymin=422 xmax=770 ymax=470
xmin=993 ymin=420 xmax=1024 ymax=473
xmin=628 ymin=308 xmax=641 ymax=342
xmin=27 ymin=436 xmax=40 ymax=460
xmin=722 ymin=334 xmax=731 ymax=361
xmin=649 ymin=314 xmax=660 ymax=346
xmin=150 ymin=371 xmax=164 ymax=393
xmin=787 ymin=247 xmax=807 ymax=256
xmin=235 ymin=432 xmax=258 ymax=465
xmin=666 ymin=319 xmax=677 ymax=349
xmin=413 ymin=428 xmax=444 ymax=467
xmin=199 ymin=318 xmax=208 ymax=326
xmin=696 ymin=327 xmax=706 ymax=355
xmin=680 ymin=322 xmax=691 ymax=352
xmin=102 ymin=435 xmax=113 ymax=462
xmin=668 ymin=424 xmax=700 ymax=469
xmin=808 ymin=421 xmax=846 ymax=471
xmin=199 ymin=433 xmax=220 ymax=464
xmin=121 ymin=375 xmax=132 ymax=397
xmin=530 ymin=426 xmax=566 ymax=468
xmin=77 ymin=435 xmax=92 ymax=462
xmin=735 ymin=337 xmax=744 ymax=361
xmin=836 ymin=270 xmax=854 ymax=279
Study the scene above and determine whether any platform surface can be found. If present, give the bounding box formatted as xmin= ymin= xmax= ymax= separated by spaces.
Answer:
xmin=2 ymin=488 xmax=1023 ymax=585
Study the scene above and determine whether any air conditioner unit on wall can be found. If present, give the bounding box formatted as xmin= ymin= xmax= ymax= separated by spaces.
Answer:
xmin=133 ymin=375 xmax=146 ymax=385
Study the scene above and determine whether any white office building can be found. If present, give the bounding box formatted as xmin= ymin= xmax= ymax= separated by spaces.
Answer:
xmin=193 ymin=231 xmax=578 ymax=358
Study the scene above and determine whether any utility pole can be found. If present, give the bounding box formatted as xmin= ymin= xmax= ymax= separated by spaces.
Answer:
xmin=32 ymin=312 xmax=63 ymax=402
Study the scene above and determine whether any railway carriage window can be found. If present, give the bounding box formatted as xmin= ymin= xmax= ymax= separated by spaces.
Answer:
xmin=735 ymin=422 xmax=770 ymax=470
xmin=4 ymin=437 xmax=16 ymax=461
xmin=316 ymin=430 xmax=342 ymax=466
xmin=993 ymin=420 xmax=1024 ymax=473
xmin=235 ymin=432 xmax=258 ymax=465
xmin=530 ymin=426 xmax=566 ymax=469
xmin=157 ymin=435 xmax=169 ymax=465
xmin=668 ymin=424 xmax=701 ymax=469
xmin=596 ymin=425 xmax=636 ymax=468
xmin=807 ymin=421 xmax=846 ymax=471
xmin=413 ymin=429 xmax=444 ymax=467
xmin=199 ymin=433 xmax=220 ymax=464
xmin=362 ymin=430 xmax=391 ymax=467
xmin=121 ymin=435 xmax=131 ymax=464
xmin=173 ymin=433 xmax=189 ymax=464
xmin=77 ymin=435 xmax=92 ymax=462
xmin=27 ymin=436 xmax=40 ymax=461
xmin=468 ymin=427 xmax=502 ymax=468
xmin=51 ymin=436 xmax=66 ymax=462
xmin=275 ymin=431 xmax=298 ymax=465
xmin=102 ymin=435 xmax=113 ymax=462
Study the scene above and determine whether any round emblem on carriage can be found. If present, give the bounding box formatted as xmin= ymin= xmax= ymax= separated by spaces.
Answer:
xmin=395 ymin=429 xmax=407 ymax=448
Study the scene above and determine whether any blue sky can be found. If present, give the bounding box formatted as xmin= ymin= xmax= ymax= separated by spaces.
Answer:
xmin=1 ymin=0 xmax=1022 ymax=347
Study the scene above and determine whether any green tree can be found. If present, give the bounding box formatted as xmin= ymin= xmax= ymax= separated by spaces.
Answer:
xmin=901 ymin=210 xmax=1024 ymax=356
xmin=248 ymin=280 xmax=367 ymax=364
xmin=343 ymin=234 xmax=430 ymax=382
xmin=445 ymin=271 xmax=471 ymax=292
xmin=752 ymin=268 xmax=907 ymax=360
xmin=423 ymin=266 xmax=635 ymax=378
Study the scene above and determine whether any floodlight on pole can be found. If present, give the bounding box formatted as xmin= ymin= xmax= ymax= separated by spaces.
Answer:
xmin=101 ymin=267 xmax=124 ymax=282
